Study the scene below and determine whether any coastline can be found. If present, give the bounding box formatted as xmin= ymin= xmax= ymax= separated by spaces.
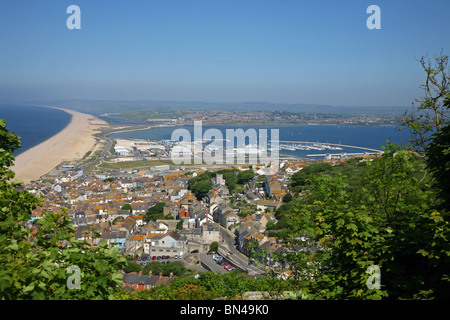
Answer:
xmin=11 ymin=105 xmax=108 ymax=184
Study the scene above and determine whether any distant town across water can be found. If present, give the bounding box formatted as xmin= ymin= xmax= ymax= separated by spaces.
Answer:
xmin=0 ymin=103 xmax=412 ymax=159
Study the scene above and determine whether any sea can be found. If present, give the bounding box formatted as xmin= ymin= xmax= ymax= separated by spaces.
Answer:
xmin=0 ymin=104 xmax=72 ymax=156
xmin=0 ymin=104 xmax=412 ymax=160
xmin=110 ymin=123 xmax=412 ymax=158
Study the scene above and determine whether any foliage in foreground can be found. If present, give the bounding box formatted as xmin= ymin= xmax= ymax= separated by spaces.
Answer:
xmin=1 ymin=55 xmax=449 ymax=299
xmin=0 ymin=119 xmax=126 ymax=300
xmin=116 ymin=271 xmax=297 ymax=300
xmin=274 ymin=143 xmax=450 ymax=299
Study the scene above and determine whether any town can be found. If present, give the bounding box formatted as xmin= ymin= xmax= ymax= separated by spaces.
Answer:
xmin=19 ymin=119 xmax=383 ymax=294
xmin=104 ymin=109 xmax=397 ymax=126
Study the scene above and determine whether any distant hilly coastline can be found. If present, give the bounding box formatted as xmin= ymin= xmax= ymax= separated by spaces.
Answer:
xmin=14 ymin=99 xmax=411 ymax=116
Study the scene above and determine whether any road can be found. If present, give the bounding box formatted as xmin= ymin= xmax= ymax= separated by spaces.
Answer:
xmin=197 ymin=227 xmax=265 ymax=275
xmin=77 ymin=130 xmax=266 ymax=276
xmin=78 ymin=133 xmax=113 ymax=170
xmin=199 ymin=253 xmax=229 ymax=274
xmin=218 ymin=226 xmax=265 ymax=275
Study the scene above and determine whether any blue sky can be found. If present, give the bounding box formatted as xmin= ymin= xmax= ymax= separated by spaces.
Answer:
xmin=0 ymin=0 xmax=449 ymax=107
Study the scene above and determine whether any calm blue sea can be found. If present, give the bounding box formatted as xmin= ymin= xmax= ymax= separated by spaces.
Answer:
xmin=111 ymin=123 xmax=412 ymax=158
xmin=0 ymin=103 xmax=412 ymax=160
xmin=0 ymin=104 xmax=72 ymax=156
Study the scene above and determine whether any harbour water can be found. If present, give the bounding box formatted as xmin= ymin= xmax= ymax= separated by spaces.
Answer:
xmin=110 ymin=124 xmax=412 ymax=158
xmin=0 ymin=104 xmax=412 ymax=160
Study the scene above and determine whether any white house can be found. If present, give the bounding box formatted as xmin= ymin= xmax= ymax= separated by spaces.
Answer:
xmin=144 ymin=231 xmax=187 ymax=257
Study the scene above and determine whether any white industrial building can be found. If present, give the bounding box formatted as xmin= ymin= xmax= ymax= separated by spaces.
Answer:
xmin=114 ymin=146 xmax=130 ymax=156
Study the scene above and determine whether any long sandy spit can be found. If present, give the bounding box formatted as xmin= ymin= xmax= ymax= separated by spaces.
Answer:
xmin=11 ymin=105 xmax=108 ymax=184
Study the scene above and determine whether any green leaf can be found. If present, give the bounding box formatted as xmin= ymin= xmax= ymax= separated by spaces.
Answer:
xmin=22 ymin=284 xmax=35 ymax=293
xmin=0 ymin=273 xmax=11 ymax=292
xmin=417 ymin=249 xmax=429 ymax=257
xmin=7 ymin=241 xmax=19 ymax=251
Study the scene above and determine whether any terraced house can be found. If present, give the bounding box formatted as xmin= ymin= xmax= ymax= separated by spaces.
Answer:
xmin=144 ymin=230 xmax=187 ymax=258
xmin=121 ymin=271 xmax=172 ymax=291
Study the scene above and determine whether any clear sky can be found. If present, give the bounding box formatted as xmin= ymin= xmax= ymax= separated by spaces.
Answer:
xmin=0 ymin=0 xmax=449 ymax=107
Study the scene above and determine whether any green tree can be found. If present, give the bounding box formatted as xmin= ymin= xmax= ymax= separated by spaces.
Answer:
xmin=282 ymin=192 xmax=293 ymax=203
xmin=121 ymin=203 xmax=132 ymax=213
xmin=277 ymin=144 xmax=450 ymax=299
xmin=289 ymin=162 xmax=332 ymax=189
xmin=163 ymin=261 xmax=186 ymax=277
xmin=190 ymin=180 xmax=212 ymax=200
xmin=425 ymin=96 xmax=450 ymax=210
xmin=187 ymin=171 xmax=213 ymax=190
xmin=237 ymin=169 xmax=255 ymax=185
xmin=143 ymin=261 xmax=186 ymax=277
xmin=222 ymin=172 xmax=238 ymax=192
xmin=400 ymin=52 xmax=450 ymax=152
xmin=144 ymin=202 xmax=166 ymax=222
xmin=123 ymin=260 xmax=142 ymax=273
xmin=209 ymin=241 xmax=219 ymax=252
xmin=0 ymin=120 xmax=126 ymax=299
xmin=216 ymin=169 xmax=240 ymax=192
xmin=143 ymin=261 xmax=164 ymax=276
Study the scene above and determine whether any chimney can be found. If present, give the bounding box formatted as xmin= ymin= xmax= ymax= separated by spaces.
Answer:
xmin=170 ymin=272 xmax=173 ymax=278
xmin=159 ymin=272 xmax=163 ymax=278
xmin=149 ymin=270 xmax=152 ymax=276
xmin=138 ymin=270 xmax=142 ymax=276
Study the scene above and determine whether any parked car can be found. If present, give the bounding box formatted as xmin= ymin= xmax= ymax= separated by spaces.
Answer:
xmin=152 ymin=256 xmax=156 ymax=260
xmin=191 ymin=250 xmax=199 ymax=253
xmin=228 ymin=250 xmax=233 ymax=254
xmin=174 ymin=255 xmax=179 ymax=259
xmin=225 ymin=266 xmax=236 ymax=271
xmin=165 ymin=255 xmax=170 ymax=259
xmin=220 ymin=262 xmax=229 ymax=266
xmin=207 ymin=251 xmax=216 ymax=255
